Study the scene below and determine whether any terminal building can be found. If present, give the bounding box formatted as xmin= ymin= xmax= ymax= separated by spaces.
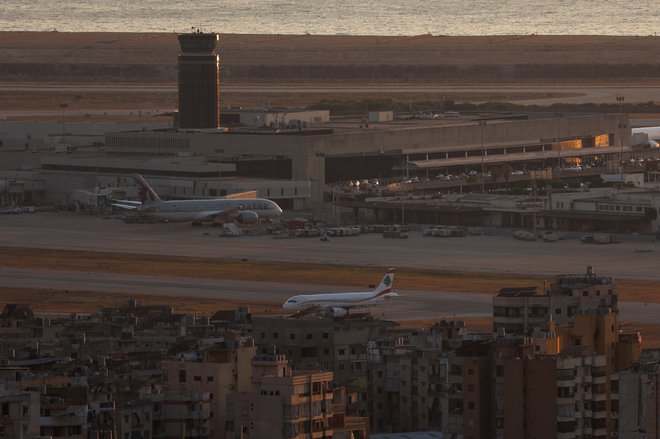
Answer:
xmin=0 ymin=29 xmax=635 ymax=213
xmin=103 ymin=111 xmax=630 ymax=210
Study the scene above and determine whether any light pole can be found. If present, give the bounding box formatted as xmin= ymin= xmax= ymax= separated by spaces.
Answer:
xmin=479 ymin=121 xmax=487 ymax=193
xmin=619 ymin=123 xmax=628 ymax=189
xmin=60 ymin=102 xmax=68 ymax=142
xmin=616 ymin=95 xmax=626 ymax=189
xmin=616 ymin=95 xmax=625 ymax=116
xmin=554 ymin=112 xmax=563 ymax=169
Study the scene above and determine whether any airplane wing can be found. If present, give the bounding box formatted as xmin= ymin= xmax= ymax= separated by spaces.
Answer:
xmin=192 ymin=205 xmax=243 ymax=221
xmin=112 ymin=203 xmax=140 ymax=211
xmin=111 ymin=199 xmax=142 ymax=206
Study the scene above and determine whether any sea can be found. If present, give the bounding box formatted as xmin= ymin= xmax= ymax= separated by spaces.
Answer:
xmin=1 ymin=0 xmax=659 ymax=36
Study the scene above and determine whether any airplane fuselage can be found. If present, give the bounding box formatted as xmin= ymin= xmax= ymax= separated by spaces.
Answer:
xmin=138 ymin=198 xmax=282 ymax=222
xmin=283 ymin=291 xmax=397 ymax=311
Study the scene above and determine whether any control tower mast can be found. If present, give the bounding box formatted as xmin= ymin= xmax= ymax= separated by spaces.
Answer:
xmin=177 ymin=30 xmax=220 ymax=129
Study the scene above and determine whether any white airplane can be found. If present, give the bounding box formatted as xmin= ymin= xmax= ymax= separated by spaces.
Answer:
xmin=112 ymin=174 xmax=283 ymax=224
xmin=282 ymin=268 xmax=398 ymax=316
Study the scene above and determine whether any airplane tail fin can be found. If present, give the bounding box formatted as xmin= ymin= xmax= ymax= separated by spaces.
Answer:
xmin=132 ymin=174 xmax=161 ymax=204
xmin=371 ymin=268 xmax=395 ymax=298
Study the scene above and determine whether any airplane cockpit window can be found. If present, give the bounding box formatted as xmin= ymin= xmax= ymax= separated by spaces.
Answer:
xmin=288 ymin=299 xmax=297 ymax=303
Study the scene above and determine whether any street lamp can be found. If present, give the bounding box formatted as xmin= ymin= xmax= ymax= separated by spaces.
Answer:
xmin=60 ymin=102 xmax=68 ymax=142
xmin=619 ymin=123 xmax=628 ymax=189
xmin=616 ymin=95 xmax=625 ymax=115
xmin=479 ymin=121 xmax=487 ymax=193
xmin=616 ymin=95 xmax=626 ymax=189
xmin=554 ymin=112 xmax=563 ymax=169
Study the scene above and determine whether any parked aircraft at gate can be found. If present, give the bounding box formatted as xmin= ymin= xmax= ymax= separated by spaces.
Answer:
xmin=112 ymin=174 xmax=283 ymax=224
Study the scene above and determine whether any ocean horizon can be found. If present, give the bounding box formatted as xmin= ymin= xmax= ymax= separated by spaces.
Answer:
xmin=1 ymin=0 xmax=659 ymax=36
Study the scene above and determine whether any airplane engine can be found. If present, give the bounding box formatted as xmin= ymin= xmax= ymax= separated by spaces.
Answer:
xmin=236 ymin=211 xmax=259 ymax=224
xmin=332 ymin=307 xmax=348 ymax=317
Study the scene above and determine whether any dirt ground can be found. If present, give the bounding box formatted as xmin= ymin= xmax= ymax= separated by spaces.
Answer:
xmin=2 ymin=32 xmax=659 ymax=67
xmin=1 ymin=246 xmax=659 ymax=304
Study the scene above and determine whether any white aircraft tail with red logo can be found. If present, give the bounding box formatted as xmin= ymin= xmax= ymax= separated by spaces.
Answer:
xmin=132 ymin=174 xmax=162 ymax=204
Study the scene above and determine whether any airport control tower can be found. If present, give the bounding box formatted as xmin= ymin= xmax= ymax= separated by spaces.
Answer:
xmin=177 ymin=31 xmax=220 ymax=129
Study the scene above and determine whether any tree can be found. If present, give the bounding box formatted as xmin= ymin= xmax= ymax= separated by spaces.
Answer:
xmin=489 ymin=166 xmax=503 ymax=190
xmin=501 ymin=164 xmax=513 ymax=190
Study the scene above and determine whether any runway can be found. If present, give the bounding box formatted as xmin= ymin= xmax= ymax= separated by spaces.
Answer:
xmin=0 ymin=267 xmax=655 ymax=324
xmin=2 ymin=212 xmax=660 ymax=324
xmin=1 ymin=83 xmax=660 ymax=105
xmin=2 ymin=213 xmax=660 ymax=280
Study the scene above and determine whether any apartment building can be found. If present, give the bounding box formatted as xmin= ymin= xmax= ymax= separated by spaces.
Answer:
xmin=253 ymin=314 xmax=395 ymax=417
xmin=493 ymin=266 xmax=617 ymax=334
xmin=163 ymin=336 xmax=256 ymax=437
xmin=0 ymin=392 xmax=40 ymax=439
xmin=227 ymin=354 xmax=368 ymax=439
xmin=366 ymin=321 xmax=467 ymax=433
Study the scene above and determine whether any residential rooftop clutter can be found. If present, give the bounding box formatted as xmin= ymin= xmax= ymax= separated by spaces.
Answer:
xmin=0 ymin=266 xmax=656 ymax=439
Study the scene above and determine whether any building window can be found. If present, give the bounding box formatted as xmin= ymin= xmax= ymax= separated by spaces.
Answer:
xmin=194 ymin=376 xmax=201 ymax=382
xmin=207 ymin=376 xmax=214 ymax=382
xmin=467 ymin=369 xmax=474 ymax=376
xmin=338 ymin=349 xmax=345 ymax=355
xmin=307 ymin=333 xmax=313 ymax=340
xmin=555 ymin=308 xmax=562 ymax=315
xmin=273 ymin=332 xmax=279 ymax=339
xmin=290 ymin=333 xmax=296 ymax=340
xmin=323 ymin=333 xmax=329 ymax=339
xmin=178 ymin=370 xmax=186 ymax=383
xmin=468 ymin=402 xmax=475 ymax=410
